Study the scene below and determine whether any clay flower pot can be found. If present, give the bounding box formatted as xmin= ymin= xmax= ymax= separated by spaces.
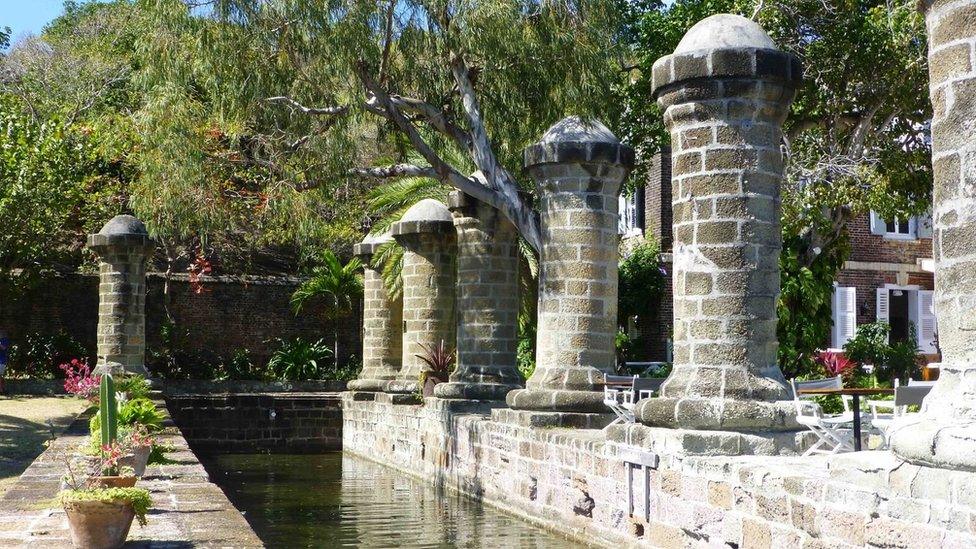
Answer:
xmin=422 ymin=374 xmax=447 ymax=398
xmin=119 ymin=445 xmax=151 ymax=477
xmin=91 ymin=476 xmax=137 ymax=489
xmin=63 ymin=499 xmax=135 ymax=549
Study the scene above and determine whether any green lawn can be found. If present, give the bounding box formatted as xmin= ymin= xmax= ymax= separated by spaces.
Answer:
xmin=0 ymin=397 xmax=87 ymax=497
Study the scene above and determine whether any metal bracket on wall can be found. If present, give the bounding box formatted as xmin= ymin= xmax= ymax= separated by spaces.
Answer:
xmin=620 ymin=448 xmax=659 ymax=522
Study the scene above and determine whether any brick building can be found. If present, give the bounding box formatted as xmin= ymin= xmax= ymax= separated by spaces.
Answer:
xmin=621 ymin=149 xmax=937 ymax=362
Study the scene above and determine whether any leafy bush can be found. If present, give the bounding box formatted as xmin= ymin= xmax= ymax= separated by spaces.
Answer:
xmin=115 ymin=375 xmax=150 ymax=400
xmin=618 ymin=238 xmax=666 ymax=325
xmin=6 ymin=332 xmax=89 ymax=379
xmin=843 ymin=322 xmax=891 ymax=367
xmin=267 ymin=338 xmax=334 ymax=381
xmin=517 ymin=319 xmax=536 ymax=380
xmin=118 ymin=398 xmax=164 ymax=430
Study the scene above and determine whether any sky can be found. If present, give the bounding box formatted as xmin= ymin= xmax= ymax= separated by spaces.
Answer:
xmin=1 ymin=1 xmax=109 ymax=43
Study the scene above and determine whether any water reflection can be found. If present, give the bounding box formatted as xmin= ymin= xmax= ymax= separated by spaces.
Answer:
xmin=202 ymin=453 xmax=585 ymax=548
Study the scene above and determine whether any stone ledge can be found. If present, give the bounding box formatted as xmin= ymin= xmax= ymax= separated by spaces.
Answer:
xmin=492 ymin=408 xmax=614 ymax=429
xmin=605 ymin=423 xmax=811 ymax=457
xmin=523 ymin=141 xmax=635 ymax=170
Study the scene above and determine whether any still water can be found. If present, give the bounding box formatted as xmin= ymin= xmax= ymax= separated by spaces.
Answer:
xmin=202 ymin=453 xmax=588 ymax=548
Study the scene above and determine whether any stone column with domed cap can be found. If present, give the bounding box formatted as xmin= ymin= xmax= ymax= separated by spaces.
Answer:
xmin=348 ymin=232 xmax=402 ymax=392
xmin=889 ymin=0 xmax=976 ymax=471
xmin=635 ymin=14 xmax=801 ymax=432
xmin=385 ymin=199 xmax=457 ymax=395
xmin=434 ymin=189 xmax=523 ymax=401
xmin=87 ymin=215 xmax=154 ymax=376
xmin=506 ymin=116 xmax=634 ymax=417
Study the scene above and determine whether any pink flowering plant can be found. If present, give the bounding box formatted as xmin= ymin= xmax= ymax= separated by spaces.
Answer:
xmin=98 ymin=442 xmax=132 ymax=477
xmin=60 ymin=359 xmax=100 ymax=401
xmin=125 ymin=424 xmax=155 ymax=449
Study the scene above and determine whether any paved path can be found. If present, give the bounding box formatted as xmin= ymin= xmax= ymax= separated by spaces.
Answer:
xmin=0 ymin=400 xmax=263 ymax=547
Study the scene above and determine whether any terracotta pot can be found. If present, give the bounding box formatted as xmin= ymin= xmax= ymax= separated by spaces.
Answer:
xmin=119 ymin=445 xmax=151 ymax=477
xmin=63 ymin=499 xmax=135 ymax=549
xmin=422 ymin=374 xmax=447 ymax=398
xmin=91 ymin=476 xmax=137 ymax=488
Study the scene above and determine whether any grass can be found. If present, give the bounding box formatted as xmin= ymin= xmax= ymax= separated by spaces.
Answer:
xmin=0 ymin=396 xmax=87 ymax=498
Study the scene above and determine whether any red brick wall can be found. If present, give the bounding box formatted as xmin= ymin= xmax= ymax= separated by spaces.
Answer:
xmin=847 ymin=212 xmax=933 ymax=264
xmin=0 ymin=273 xmax=363 ymax=373
xmin=644 ymin=148 xmax=673 ymax=252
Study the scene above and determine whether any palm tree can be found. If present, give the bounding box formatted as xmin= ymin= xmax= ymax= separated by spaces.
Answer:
xmin=291 ymin=250 xmax=363 ymax=367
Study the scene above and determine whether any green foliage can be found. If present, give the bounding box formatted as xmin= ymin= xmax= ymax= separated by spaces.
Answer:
xmin=5 ymin=332 xmax=89 ymax=379
xmin=118 ymin=398 xmax=164 ymax=431
xmin=517 ymin=315 xmax=536 ymax=381
xmin=618 ymin=238 xmax=666 ymax=324
xmin=58 ymin=487 xmax=152 ymax=526
xmin=147 ymin=442 xmax=177 ymax=466
xmin=115 ymin=375 xmax=150 ymax=401
xmin=267 ymin=338 xmax=334 ymax=381
xmin=843 ymin=322 xmax=920 ymax=384
xmin=99 ymin=375 xmax=117 ymax=447
xmin=843 ymin=322 xmax=891 ymax=367
xmin=291 ymin=251 xmax=363 ymax=318
xmin=615 ymin=329 xmax=637 ymax=367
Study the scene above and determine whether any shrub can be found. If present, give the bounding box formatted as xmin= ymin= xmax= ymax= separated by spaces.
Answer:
xmin=115 ymin=375 xmax=151 ymax=400
xmin=618 ymin=238 xmax=666 ymax=326
xmin=843 ymin=322 xmax=890 ymax=367
xmin=7 ymin=332 xmax=89 ymax=379
xmin=118 ymin=398 xmax=164 ymax=430
xmin=267 ymin=337 xmax=333 ymax=381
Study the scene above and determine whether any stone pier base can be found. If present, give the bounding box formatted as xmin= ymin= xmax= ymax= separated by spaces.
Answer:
xmin=343 ymin=395 xmax=976 ymax=547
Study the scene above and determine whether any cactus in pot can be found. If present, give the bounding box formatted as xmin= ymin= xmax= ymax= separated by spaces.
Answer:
xmin=99 ymin=373 xmax=118 ymax=447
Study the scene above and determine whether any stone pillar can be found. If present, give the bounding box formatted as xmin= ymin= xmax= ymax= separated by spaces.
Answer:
xmin=87 ymin=215 xmax=153 ymax=377
xmin=890 ymin=0 xmax=976 ymax=470
xmin=347 ymin=233 xmax=402 ymax=392
xmin=385 ymin=199 xmax=457 ymax=395
xmin=434 ymin=190 xmax=523 ymax=401
xmin=635 ymin=14 xmax=801 ymax=431
xmin=506 ymin=116 xmax=634 ymax=413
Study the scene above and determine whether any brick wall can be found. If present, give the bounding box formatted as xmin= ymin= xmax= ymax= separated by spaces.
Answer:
xmin=835 ymin=269 xmax=935 ymax=327
xmin=847 ymin=212 xmax=933 ymax=265
xmin=0 ymin=273 xmax=363 ymax=372
xmin=167 ymin=392 xmax=342 ymax=453
xmin=644 ymin=148 xmax=673 ymax=252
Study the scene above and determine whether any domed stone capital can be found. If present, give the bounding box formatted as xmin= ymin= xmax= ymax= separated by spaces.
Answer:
xmin=390 ymin=199 xmax=454 ymax=236
xmin=523 ymin=116 xmax=634 ymax=170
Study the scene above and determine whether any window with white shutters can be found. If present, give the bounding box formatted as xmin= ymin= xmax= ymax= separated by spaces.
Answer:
xmin=618 ymin=193 xmax=641 ymax=236
xmin=832 ymin=287 xmax=857 ymax=349
xmin=917 ymin=290 xmax=937 ymax=353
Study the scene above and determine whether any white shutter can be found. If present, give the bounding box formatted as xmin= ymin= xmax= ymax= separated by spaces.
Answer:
xmin=833 ymin=287 xmax=857 ymax=349
xmin=917 ymin=211 xmax=934 ymax=239
xmin=877 ymin=288 xmax=890 ymax=324
xmin=870 ymin=211 xmax=887 ymax=235
xmin=917 ymin=290 xmax=937 ymax=353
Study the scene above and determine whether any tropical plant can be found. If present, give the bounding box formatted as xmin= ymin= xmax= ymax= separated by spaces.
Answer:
xmin=882 ymin=325 xmax=921 ymax=385
xmin=291 ymin=250 xmax=363 ymax=365
xmin=815 ymin=351 xmax=857 ymax=380
xmin=115 ymin=375 xmax=151 ymax=401
xmin=118 ymin=398 xmax=164 ymax=431
xmin=415 ymin=340 xmax=456 ymax=385
xmin=266 ymin=337 xmax=334 ymax=381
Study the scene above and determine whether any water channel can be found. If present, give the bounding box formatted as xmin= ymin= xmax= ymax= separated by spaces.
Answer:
xmin=201 ymin=452 xmax=587 ymax=548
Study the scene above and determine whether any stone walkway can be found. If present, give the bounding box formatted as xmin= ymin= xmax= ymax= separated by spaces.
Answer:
xmin=0 ymin=401 xmax=262 ymax=547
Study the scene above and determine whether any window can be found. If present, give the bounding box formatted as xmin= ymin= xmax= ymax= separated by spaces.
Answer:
xmin=869 ymin=211 xmax=928 ymax=240
xmin=885 ymin=217 xmax=912 ymax=236
xmin=618 ymin=193 xmax=643 ymax=237
xmin=876 ymin=287 xmax=938 ymax=353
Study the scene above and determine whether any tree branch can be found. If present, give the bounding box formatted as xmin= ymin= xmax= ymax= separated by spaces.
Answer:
xmin=265 ymin=96 xmax=350 ymax=116
xmin=349 ymin=164 xmax=438 ymax=179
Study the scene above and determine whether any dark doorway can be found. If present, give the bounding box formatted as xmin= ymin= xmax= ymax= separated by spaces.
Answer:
xmin=888 ymin=290 xmax=911 ymax=343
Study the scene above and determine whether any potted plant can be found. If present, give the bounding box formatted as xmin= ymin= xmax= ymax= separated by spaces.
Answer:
xmin=119 ymin=425 xmax=154 ymax=477
xmin=416 ymin=340 xmax=455 ymax=398
xmin=59 ymin=458 xmax=151 ymax=549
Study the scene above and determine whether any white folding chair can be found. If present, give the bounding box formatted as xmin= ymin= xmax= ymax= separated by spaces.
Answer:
xmin=870 ymin=382 xmax=932 ymax=449
xmin=604 ymin=375 xmax=636 ymax=426
xmin=791 ymin=376 xmax=856 ymax=456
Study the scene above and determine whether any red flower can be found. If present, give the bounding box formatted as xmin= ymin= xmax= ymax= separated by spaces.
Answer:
xmin=816 ymin=351 xmax=856 ymax=379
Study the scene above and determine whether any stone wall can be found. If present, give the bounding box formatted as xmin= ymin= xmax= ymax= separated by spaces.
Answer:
xmin=0 ymin=272 xmax=363 ymax=370
xmin=166 ymin=392 xmax=343 ymax=453
xmin=343 ymin=396 xmax=976 ymax=548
